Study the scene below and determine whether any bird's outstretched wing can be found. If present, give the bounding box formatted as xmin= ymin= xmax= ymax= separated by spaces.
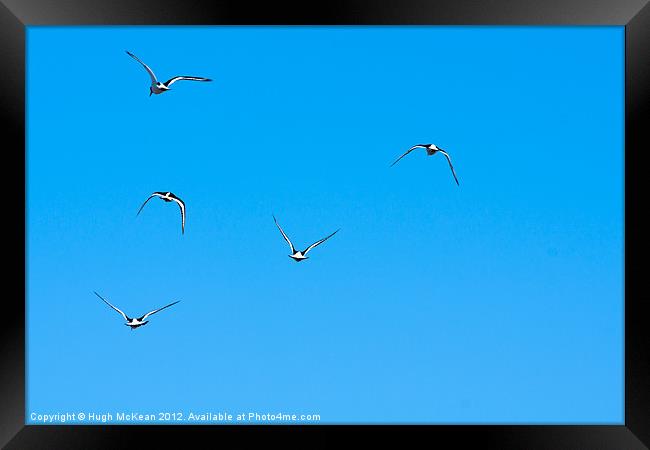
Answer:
xmin=94 ymin=291 xmax=130 ymax=321
xmin=303 ymin=229 xmax=340 ymax=255
xmin=138 ymin=300 xmax=180 ymax=321
xmin=126 ymin=51 xmax=158 ymax=83
xmin=390 ymin=145 xmax=428 ymax=167
xmin=169 ymin=195 xmax=186 ymax=234
xmin=136 ymin=192 xmax=164 ymax=216
xmin=438 ymin=150 xmax=460 ymax=185
xmin=273 ymin=215 xmax=296 ymax=253
xmin=163 ymin=76 xmax=212 ymax=87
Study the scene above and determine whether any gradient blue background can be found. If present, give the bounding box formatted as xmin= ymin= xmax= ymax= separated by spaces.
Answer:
xmin=26 ymin=26 xmax=624 ymax=424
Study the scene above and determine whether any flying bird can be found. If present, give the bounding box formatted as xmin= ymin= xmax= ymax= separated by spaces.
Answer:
xmin=137 ymin=192 xmax=186 ymax=234
xmin=391 ymin=143 xmax=459 ymax=185
xmin=126 ymin=50 xmax=212 ymax=96
xmin=94 ymin=291 xmax=180 ymax=330
xmin=273 ymin=215 xmax=339 ymax=262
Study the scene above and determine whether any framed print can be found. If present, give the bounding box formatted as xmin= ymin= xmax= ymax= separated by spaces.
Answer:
xmin=2 ymin=0 xmax=647 ymax=448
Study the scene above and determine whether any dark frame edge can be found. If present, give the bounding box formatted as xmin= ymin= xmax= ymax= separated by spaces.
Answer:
xmin=1 ymin=0 xmax=648 ymax=448
xmin=625 ymin=0 xmax=650 ymax=447
xmin=0 ymin=0 xmax=26 ymax=448
xmin=3 ymin=425 xmax=650 ymax=449
xmin=0 ymin=0 xmax=25 ymax=445
xmin=0 ymin=0 xmax=649 ymax=25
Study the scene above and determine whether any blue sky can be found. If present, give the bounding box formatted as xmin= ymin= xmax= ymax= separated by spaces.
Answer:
xmin=26 ymin=26 xmax=624 ymax=424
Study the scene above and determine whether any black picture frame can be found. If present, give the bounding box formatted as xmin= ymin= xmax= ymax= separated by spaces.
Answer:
xmin=2 ymin=0 xmax=647 ymax=448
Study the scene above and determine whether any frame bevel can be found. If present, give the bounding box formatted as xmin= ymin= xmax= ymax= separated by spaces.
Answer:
xmin=2 ymin=0 xmax=647 ymax=448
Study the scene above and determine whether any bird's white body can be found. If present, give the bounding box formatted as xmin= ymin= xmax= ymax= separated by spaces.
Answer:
xmin=289 ymin=251 xmax=309 ymax=261
xmin=124 ymin=319 xmax=149 ymax=329
xmin=127 ymin=318 xmax=146 ymax=326
xmin=151 ymin=82 xmax=171 ymax=95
